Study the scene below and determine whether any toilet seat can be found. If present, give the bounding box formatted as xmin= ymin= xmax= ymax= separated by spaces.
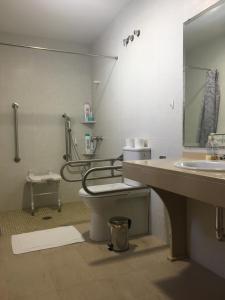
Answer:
xmin=79 ymin=182 xmax=147 ymax=198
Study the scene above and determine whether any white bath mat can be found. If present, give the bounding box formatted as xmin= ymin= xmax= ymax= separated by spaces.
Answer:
xmin=11 ymin=226 xmax=85 ymax=254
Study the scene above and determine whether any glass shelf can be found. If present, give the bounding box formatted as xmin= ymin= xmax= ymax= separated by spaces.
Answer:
xmin=81 ymin=121 xmax=96 ymax=125
xmin=83 ymin=153 xmax=95 ymax=157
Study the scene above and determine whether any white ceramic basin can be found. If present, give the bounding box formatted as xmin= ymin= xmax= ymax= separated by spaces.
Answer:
xmin=175 ymin=160 xmax=225 ymax=171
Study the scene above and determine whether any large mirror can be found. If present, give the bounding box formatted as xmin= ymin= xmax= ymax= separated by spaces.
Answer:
xmin=183 ymin=1 xmax=225 ymax=147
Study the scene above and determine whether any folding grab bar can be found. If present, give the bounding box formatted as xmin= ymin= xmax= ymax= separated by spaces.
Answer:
xmin=60 ymin=157 xmax=123 ymax=183
xmin=82 ymin=165 xmax=147 ymax=196
xmin=12 ymin=102 xmax=21 ymax=162
xmin=60 ymin=157 xmax=147 ymax=196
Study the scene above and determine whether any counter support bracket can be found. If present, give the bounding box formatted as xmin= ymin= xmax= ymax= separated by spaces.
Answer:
xmin=153 ymin=188 xmax=188 ymax=261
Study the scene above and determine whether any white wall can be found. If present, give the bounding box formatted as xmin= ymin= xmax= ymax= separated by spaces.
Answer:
xmin=91 ymin=0 xmax=225 ymax=278
xmin=92 ymin=0 xmax=185 ymax=242
xmin=0 ymin=33 xmax=92 ymax=211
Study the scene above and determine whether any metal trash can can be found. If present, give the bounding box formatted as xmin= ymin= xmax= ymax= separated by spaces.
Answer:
xmin=108 ymin=216 xmax=132 ymax=252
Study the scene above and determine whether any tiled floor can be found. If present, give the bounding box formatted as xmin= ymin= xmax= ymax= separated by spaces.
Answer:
xmin=1 ymin=204 xmax=225 ymax=299
xmin=0 ymin=202 xmax=90 ymax=235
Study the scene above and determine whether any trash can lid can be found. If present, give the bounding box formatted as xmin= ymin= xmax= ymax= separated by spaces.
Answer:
xmin=109 ymin=216 xmax=131 ymax=225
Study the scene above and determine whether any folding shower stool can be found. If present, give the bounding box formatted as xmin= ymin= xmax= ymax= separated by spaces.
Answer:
xmin=26 ymin=172 xmax=61 ymax=216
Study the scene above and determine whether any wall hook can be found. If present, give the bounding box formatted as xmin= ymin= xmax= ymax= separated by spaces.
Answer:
xmin=123 ymin=38 xmax=129 ymax=47
xmin=129 ymin=35 xmax=134 ymax=42
xmin=134 ymin=30 xmax=141 ymax=37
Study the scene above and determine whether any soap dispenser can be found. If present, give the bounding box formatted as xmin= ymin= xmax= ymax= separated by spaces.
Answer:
xmin=206 ymin=135 xmax=218 ymax=160
xmin=85 ymin=133 xmax=92 ymax=154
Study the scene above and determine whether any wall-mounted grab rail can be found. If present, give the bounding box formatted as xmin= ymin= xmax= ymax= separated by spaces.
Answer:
xmin=62 ymin=114 xmax=72 ymax=161
xmin=216 ymin=207 xmax=225 ymax=241
xmin=12 ymin=102 xmax=21 ymax=163
xmin=82 ymin=165 xmax=147 ymax=196
xmin=60 ymin=157 xmax=123 ymax=183
xmin=61 ymin=157 xmax=148 ymax=196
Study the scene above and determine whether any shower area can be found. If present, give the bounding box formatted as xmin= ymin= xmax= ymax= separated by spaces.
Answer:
xmin=0 ymin=37 xmax=118 ymax=221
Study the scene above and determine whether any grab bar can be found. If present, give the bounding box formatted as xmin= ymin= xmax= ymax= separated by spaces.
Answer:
xmin=62 ymin=114 xmax=72 ymax=161
xmin=216 ymin=207 xmax=225 ymax=241
xmin=82 ymin=165 xmax=147 ymax=196
xmin=60 ymin=157 xmax=123 ymax=183
xmin=12 ymin=102 xmax=21 ymax=162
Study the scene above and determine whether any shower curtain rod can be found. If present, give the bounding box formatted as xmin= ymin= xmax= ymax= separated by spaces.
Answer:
xmin=0 ymin=41 xmax=118 ymax=60
xmin=185 ymin=65 xmax=212 ymax=72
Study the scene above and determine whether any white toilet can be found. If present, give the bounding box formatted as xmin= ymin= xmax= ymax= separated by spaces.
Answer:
xmin=79 ymin=147 xmax=151 ymax=242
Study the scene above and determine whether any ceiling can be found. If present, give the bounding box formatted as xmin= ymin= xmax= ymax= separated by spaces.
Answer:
xmin=184 ymin=2 xmax=225 ymax=51
xmin=0 ymin=0 xmax=131 ymax=45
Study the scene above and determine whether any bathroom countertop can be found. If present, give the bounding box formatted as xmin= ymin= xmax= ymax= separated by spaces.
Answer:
xmin=123 ymin=159 xmax=225 ymax=208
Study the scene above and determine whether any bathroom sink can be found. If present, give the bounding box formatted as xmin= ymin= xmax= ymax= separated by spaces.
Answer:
xmin=174 ymin=160 xmax=225 ymax=171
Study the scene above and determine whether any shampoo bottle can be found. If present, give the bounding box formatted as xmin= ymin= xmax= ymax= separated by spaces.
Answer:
xmin=206 ymin=136 xmax=218 ymax=160
xmin=84 ymin=103 xmax=91 ymax=122
xmin=85 ymin=133 xmax=91 ymax=154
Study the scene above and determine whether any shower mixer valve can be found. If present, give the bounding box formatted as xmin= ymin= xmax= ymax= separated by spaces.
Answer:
xmin=91 ymin=136 xmax=104 ymax=142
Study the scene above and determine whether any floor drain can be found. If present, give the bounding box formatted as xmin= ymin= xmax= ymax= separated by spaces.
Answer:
xmin=42 ymin=216 xmax=52 ymax=220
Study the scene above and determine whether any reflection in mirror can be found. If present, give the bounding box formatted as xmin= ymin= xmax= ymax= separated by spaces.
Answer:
xmin=183 ymin=1 xmax=225 ymax=147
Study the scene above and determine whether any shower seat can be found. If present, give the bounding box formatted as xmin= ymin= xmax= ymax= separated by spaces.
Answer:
xmin=26 ymin=172 xmax=61 ymax=216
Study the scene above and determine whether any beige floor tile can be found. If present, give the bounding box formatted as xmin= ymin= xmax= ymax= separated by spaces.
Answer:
xmin=1 ymin=205 xmax=225 ymax=300
xmin=0 ymin=277 xmax=8 ymax=300
xmin=58 ymin=284 xmax=88 ymax=300
xmin=0 ymin=235 xmax=12 ymax=261
xmin=0 ymin=202 xmax=90 ymax=235
xmin=82 ymin=279 xmax=124 ymax=300
xmin=75 ymin=222 xmax=90 ymax=237
xmin=8 ymin=290 xmax=60 ymax=300
xmin=42 ymin=245 xmax=94 ymax=290
xmin=111 ymin=272 xmax=163 ymax=300
xmin=75 ymin=241 xmax=134 ymax=281
xmin=131 ymin=263 xmax=225 ymax=300
xmin=5 ymin=251 xmax=56 ymax=299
